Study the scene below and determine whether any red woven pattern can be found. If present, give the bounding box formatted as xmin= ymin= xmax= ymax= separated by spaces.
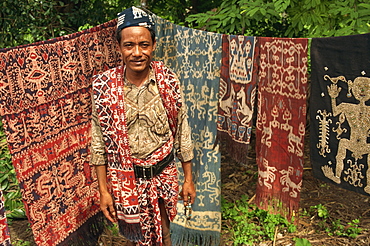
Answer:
xmin=0 ymin=20 xmax=122 ymax=245
xmin=255 ymin=37 xmax=308 ymax=218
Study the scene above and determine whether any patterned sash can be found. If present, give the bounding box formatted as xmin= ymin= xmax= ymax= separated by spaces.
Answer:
xmin=92 ymin=61 xmax=182 ymax=241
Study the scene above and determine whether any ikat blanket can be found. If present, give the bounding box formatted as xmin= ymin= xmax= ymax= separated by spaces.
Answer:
xmin=310 ymin=34 xmax=370 ymax=196
xmin=255 ymin=37 xmax=308 ymax=217
xmin=0 ymin=20 xmax=122 ymax=245
xmin=217 ymin=34 xmax=258 ymax=163
xmin=154 ymin=17 xmax=222 ymax=245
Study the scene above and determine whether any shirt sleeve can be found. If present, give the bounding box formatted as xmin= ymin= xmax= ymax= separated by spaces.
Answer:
xmin=174 ymin=81 xmax=194 ymax=163
xmin=90 ymin=100 xmax=108 ymax=166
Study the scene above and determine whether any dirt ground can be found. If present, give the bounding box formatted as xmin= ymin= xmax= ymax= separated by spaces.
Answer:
xmin=8 ymin=134 xmax=370 ymax=246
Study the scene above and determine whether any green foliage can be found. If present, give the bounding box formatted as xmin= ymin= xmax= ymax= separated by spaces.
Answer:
xmin=185 ymin=0 xmax=370 ymax=37
xmin=144 ymin=0 xmax=223 ymax=26
xmin=308 ymin=204 xmax=362 ymax=238
xmin=0 ymin=121 xmax=26 ymax=220
xmin=294 ymin=238 xmax=312 ymax=246
xmin=12 ymin=239 xmax=31 ymax=246
xmin=0 ymin=0 xmax=137 ymax=48
xmin=222 ymin=195 xmax=296 ymax=245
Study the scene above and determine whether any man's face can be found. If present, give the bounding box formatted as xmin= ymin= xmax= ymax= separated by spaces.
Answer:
xmin=118 ymin=26 xmax=156 ymax=75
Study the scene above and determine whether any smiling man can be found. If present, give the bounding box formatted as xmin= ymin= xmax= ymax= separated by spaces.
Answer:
xmin=90 ymin=6 xmax=196 ymax=246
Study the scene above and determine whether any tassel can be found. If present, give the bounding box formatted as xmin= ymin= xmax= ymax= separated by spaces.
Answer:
xmin=117 ymin=219 xmax=144 ymax=242
xmin=58 ymin=212 xmax=106 ymax=246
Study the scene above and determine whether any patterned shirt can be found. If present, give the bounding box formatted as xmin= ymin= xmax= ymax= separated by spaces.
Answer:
xmin=91 ymin=67 xmax=194 ymax=165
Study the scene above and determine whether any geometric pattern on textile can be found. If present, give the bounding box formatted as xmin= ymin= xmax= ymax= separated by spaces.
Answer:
xmin=217 ymin=34 xmax=258 ymax=163
xmin=92 ymin=62 xmax=181 ymax=244
xmin=310 ymin=33 xmax=370 ymax=196
xmin=255 ymin=37 xmax=308 ymax=217
xmin=0 ymin=19 xmax=122 ymax=245
xmin=154 ymin=17 xmax=222 ymax=246
xmin=0 ymin=190 xmax=11 ymax=246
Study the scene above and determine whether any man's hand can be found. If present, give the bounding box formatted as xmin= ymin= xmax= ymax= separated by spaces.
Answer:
xmin=180 ymin=180 xmax=196 ymax=205
xmin=100 ymin=191 xmax=116 ymax=223
xmin=95 ymin=165 xmax=116 ymax=223
xmin=180 ymin=161 xmax=196 ymax=205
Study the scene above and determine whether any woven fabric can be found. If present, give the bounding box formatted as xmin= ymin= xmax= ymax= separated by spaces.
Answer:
xmin=154 ymin=17 xmax=222 ymax=246
xmin=310 ymin=34 xmax=370 ymax=196
xmin=255 ymin=37 xmax=308 ymax=217
xmin=217 ymin=34 xmax=258 ymax=163
xmin=0 ymin=191 xmax=11 ymax=246
xmin=0 ymin=19 xmax=122 ymax=245
xmin=92 ymin=61 xmax=181 ymax=244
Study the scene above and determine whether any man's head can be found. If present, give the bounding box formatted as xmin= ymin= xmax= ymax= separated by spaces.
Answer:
xmin=116 ymin=7 xmax=156 ymax=45
xmin=116 ymin=7 xmax=156 ymax=76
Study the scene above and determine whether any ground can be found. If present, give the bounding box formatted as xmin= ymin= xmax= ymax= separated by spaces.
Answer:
xmin=8 ymin=134 xmax=370 ymax=246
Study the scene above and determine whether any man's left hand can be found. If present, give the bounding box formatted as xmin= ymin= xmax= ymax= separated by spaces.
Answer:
xmin=181 ymin=180 xmax=196 ymax=205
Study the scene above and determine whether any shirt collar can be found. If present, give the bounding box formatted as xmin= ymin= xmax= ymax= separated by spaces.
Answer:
xmin=124 ymin=66 xmax=156 ymax=88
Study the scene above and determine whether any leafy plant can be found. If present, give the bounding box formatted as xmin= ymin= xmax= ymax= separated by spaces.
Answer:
xmin=294 ymin=237 xmax=312 ymax=246
xmin=309 ymin=204 xmax=362 ymax=238
xmin=12 ymin=239 xmax=31 ymax=246
xmin=0 ymin=120 xmax=26 ymax=220
xmin=185 ymin=0 xmax=370 ymax=37
xmin=222 ymin=195 xmax=296 ymax=245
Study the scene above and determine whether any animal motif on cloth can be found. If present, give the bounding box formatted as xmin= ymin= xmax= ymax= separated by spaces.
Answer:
xmin=153 ymin=16 xmax=222 ymax=246
xmin=310 ymin=33 xmax=370 ymax=196
xmin=255 ymin=37 xmax=308 ymax=218
xmin=217 ymin=34 xmax=259 ymax=164
xmin=0 ymin=19 xmax=122 ymax=245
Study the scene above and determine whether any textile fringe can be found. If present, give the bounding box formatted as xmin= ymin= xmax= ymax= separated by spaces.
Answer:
xmin=171 ymin=224 xmax=220 ymax=246
xmin=117 ymin=220 xmax=144 ymax=242
xmin=58 ymin=212 xmax=105 ymax=246
xmin=216 ymin=133 xmax=250 ymax=165
xmin=255 ymin=193 xmax=299 ymax=223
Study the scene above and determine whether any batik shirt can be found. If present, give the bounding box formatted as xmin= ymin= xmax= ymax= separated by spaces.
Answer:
xmin=90 ymin=66 xmax=194 ymax=165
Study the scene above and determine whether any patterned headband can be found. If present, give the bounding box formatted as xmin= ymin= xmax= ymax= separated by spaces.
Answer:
xmin=117 ymin=6 xmax=155 ymax=32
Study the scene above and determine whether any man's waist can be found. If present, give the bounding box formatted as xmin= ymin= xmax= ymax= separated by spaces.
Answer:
xmin=133 ymin=151 xmax=175 ymax=179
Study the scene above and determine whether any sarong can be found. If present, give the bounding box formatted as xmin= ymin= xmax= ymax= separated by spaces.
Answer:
xmin=217 ymin=34 xmax=258 ymax=163
xmin=154 ymin=17 xmax=222 ymax=245
xmin=255 ymin=37 xmax=308 ymax=218
xmin=0 ymin=19 xmax=122 ymax=245
xmin=0 ymin=191 xmax=11 ymax=246
xmin=310 ymin=34 xmax=370 ymax=196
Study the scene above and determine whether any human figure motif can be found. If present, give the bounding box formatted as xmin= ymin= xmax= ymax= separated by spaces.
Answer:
xmin=322 ymin=76 xmax=370 ymax=193
xmin=90 ymin=7 xmax=196 ymax=245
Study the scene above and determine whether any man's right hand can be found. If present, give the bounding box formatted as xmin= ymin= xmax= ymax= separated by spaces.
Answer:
xmin=100 ymin=191 xmax=116 ymax=223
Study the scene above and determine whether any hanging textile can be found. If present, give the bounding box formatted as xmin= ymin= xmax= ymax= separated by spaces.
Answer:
xmin=255 ymin=37 xmax=308 ymax=218
xmin=216 ymin=34 xmax=259 ymax=163
xmin=0 ymin=190 xmax=11 ymax=246
xmin=310 ymin=34 xmax=370 ymax=196
xmin=154 ymin=17 xmax=222 ymax=245
xmin=0 ymin=19 xmax=122 ymax=245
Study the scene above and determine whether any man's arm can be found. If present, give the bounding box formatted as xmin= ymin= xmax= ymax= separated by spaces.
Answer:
xmin=95 ymin=165 xmax=116 ymax=223
xmin=180 ymin=161 xmax=196 ymax=205
xmin=91 ymin=101 xmax=116 ymax=222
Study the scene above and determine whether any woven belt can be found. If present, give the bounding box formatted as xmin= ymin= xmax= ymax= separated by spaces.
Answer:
xmin=134 ymin=152 xmax=174 ymax=179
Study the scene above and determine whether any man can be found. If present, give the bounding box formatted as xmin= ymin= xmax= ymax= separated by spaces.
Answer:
xmin=90 ymin=6 xmax=196 ymax=246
